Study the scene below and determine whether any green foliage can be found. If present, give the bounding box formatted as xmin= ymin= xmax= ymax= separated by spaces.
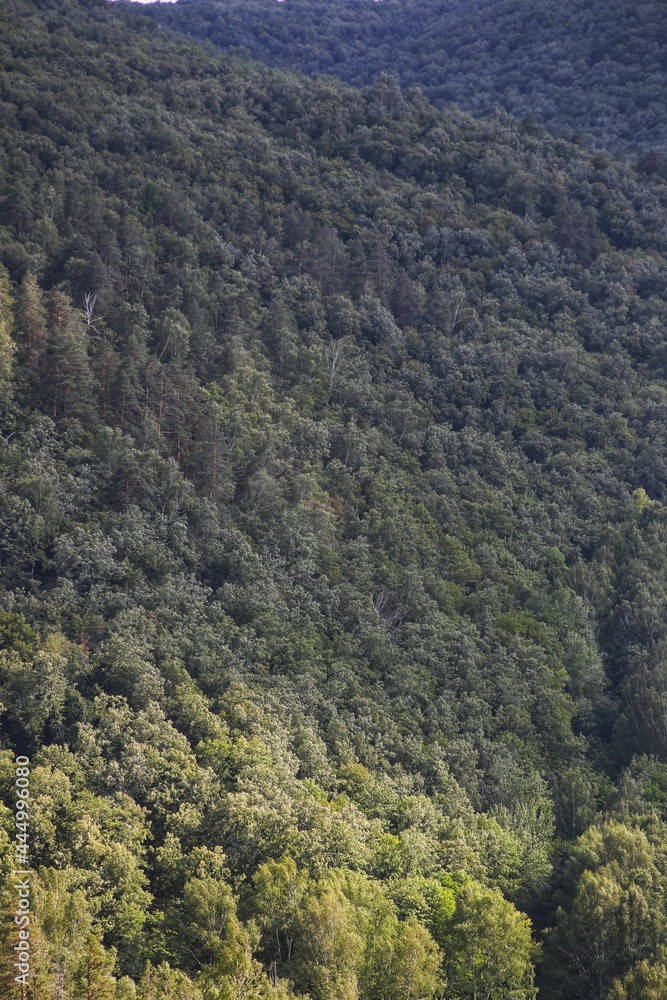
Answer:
xmin=1 ymin=1 xmax=667 ymax=997
xmin=0 ymin=265 xmax=15 ymax=411
xmin=138 ymin=962 xmax=202 ymax=1000
xmin=148 ymin=0 xmax=667 ymax=155
xmin=444 ymin=881 xmax=538 ymax=1000
xmin=542 ymin=820 xmax=667 ymax=998
xmin=609 ymin=958 xmax=667 ymax=1000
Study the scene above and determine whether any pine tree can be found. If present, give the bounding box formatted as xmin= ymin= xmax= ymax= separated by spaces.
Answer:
xmin=91 ymin=333 xmax=120 ymax=421
xmin=111 ymin=333 xmax=150 ymax=437
xmin=0 ymin=265 xmax=16 ymax=412
xmin=71 ymin=934 xmax=118 ymax=1000
xmin=346 ymin=239 xmax=368 ymax=301
xmin=41 ymin=290 xmax=95 ymax=423
xmin=14 ymin=272 xmax=47 ymax=397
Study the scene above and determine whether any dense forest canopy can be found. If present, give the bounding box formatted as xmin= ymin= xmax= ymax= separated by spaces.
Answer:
xmin=144 ymin=0 xmax=667 ymax=157
xmin=2 ymin=0 xmax=667 ymax=997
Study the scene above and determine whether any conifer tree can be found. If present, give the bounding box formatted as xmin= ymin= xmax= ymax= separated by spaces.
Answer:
xmin=0 ymin=265 xmax=15 ymax=412
xmin=41 ymin=291 xmax=95 ymax=423
xmin=71 ymin=934 xmax=118 ymax=1000
xmin=14 ymin=272 xmax=46 ymax=397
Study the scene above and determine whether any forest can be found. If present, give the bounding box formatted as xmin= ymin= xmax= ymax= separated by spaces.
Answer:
xmin=2 ymin=0 xmax=667 ymax=997
xmin=146 ymin=0 xmax=667 ymax=157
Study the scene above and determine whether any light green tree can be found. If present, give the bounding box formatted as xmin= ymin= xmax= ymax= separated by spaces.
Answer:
xmin=32 ymin=867 xmax=95 ymax=1000
xmin=295 ymin=883 xmax=364 ymax=1000
xmin=0 ymin=264 xmax=15 ymax=411
xmin=445 ymin=882 xmax=537 ymax=1000
xmin=610 ymin=959 xmax=667 ymax=1000
xmin=138 ymin=961 xmax=203 ymax=1000
xmin=252 ymin=856 xmax=308 ymax=972
xmin=387 ymin=917 xmax=442 ymax=1000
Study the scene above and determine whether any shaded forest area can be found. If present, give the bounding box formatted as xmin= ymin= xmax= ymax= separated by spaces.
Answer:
xmin=2 ymin=0 xmax=667 ymax=997
xmin=146 ymin=0 xmax=667 ymax=157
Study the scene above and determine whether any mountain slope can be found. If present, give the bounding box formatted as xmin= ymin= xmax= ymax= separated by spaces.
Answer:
xmin=2 ymin=1 xmax=667 ymax=997
xmin=146 ymin=0 xmax=667 ymax=156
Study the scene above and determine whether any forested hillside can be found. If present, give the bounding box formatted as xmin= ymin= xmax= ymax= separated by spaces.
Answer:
xmin=146 ymin=0 xmax=667 ymax=157
xmin=3 ymin=0 xmax=667 ymax=997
